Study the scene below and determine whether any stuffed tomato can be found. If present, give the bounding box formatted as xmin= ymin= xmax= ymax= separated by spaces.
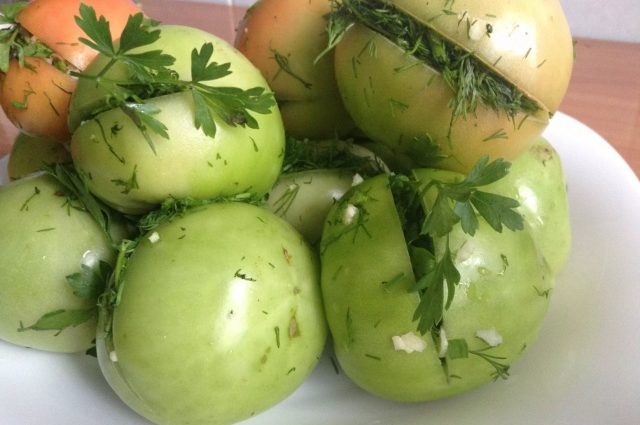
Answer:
xmin=97 ymin=202 xmax=327 ymax=425
xmin=319 ymin=167 xmax=561 ymax=400
xmin=329 ymin=0 xmax=574 ymax=172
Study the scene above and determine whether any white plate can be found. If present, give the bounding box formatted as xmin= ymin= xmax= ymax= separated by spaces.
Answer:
xmin=1 ymin=112 xmax=639 ymax=425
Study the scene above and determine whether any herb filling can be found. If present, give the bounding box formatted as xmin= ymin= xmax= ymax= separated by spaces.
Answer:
xmin=327 ymin=0 xmax=541 ymax=120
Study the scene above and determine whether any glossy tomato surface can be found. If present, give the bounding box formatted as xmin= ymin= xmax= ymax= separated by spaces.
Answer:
xmin=69 ymin=25 xmax=285 ymax=214
xmin=0 ymin=174 xmax=115 ymax=352
xmin=97 ymin=202 xmax=327 ymax=425
xmin=320 ymin=174 xmax=552 ymax=401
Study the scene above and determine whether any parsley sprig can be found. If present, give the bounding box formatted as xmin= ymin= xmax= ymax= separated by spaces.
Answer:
xmin=421 ymin=156 xmax=524 ymax=237
xmin=73 ymin=5 xmax=276 ymax=151
xmin=391 ymin=158 xmax=523 ymax=334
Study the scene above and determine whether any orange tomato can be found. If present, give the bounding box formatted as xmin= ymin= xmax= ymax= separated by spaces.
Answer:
xmin=0 ymin=57 xmax=76 ymax=142
xmin=0 ymin=0 xmax=142 ymax=142
xmin=16 ymin=0 xmax=141 ymax=70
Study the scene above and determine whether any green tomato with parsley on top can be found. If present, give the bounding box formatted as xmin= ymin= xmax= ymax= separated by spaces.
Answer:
xmin=68 ymin=10 xmax=284 ymax=214
xmin=320 ymin=154 xmax=567 ymax=400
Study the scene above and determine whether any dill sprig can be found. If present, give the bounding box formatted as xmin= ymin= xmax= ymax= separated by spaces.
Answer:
xmin=282 ymin=137 xmax=387 ymax=176
xmin=325 ymin=0 xmax=540 ymax=120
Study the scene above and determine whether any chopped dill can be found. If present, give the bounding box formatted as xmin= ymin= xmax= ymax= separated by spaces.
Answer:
xmin=325 ymin=0 xmax=540 ymax=121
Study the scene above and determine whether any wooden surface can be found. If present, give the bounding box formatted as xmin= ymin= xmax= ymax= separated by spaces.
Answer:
xmin=1 ymin=2 xmax=638 ymax=178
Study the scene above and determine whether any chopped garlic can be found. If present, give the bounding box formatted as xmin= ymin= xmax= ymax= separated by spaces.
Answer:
xmin=438 ymin=327 xmax=449 ymax=358
xmin=351 ymin=173 xmax=364 ymax=187
xmin=148 ymin=231 xmax=160 ymax=244
xmin=392 ymin=332 xmax=426 ymax=354
xmin=476 ymin=328 xmax=503 ymax=347
xmin=342 ymin=204 xmax=358 ymax=225
xmin=109 ymin=351 xmax=118 ymax=362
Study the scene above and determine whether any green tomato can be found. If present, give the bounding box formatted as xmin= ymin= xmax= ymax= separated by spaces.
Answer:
xmin=331 ymin=0 xmax=574 ymax=173
xmin=7 ymin=132 xmax=71 ymax=180
xmin=69 ymin=25 xmax=285 ymax=214
xmin=0 ymin=174 xmax=116 ymax=353
xmin=484 ymin=137 xmax=571 ymax=274
xmin=266 ymin=169 xmax=354 ymax=244
xmin=96 ymin=202 xmax=327 ymax=425
xmin=334 ymin=25 xmax=549 ymax=173
xmin=320 ymin=173 xmax=551 ymax=401
xmin=268 ymin=137 xmax=388 ymax=244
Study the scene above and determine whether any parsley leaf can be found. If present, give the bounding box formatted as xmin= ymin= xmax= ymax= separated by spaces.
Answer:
xmin=66 ymin=262 xmax=113 ymax=300
xmin=422 ymin=157 xmax=524 ymax=237
xmin=74 ymin=5 xmax=276 ymax=148
xmin=410 ymin=236 xmax=460 ymax=333
xmin=18 ymin=308 xmax=96 ymax=335
xmin=191 ymin=43 xmax=231 ymax=82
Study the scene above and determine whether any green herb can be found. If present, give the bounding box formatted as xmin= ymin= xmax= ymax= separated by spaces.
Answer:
xmin=270 ymin=182 xmax=300 ymax=216
xmin=74 ymin=5 xmax=276 ymax=150
xmin=447 ymin=338 xmax=510 ymax=380
xmin=421 ymin=156 xmax=524 ymax=237
xmin=43 ymin=163 xmax=122 ymax=245
xmin=271 ymin=48 xmax=313 ymax=89
xmin=111 ymin=165 xmax=140 ymax=194
xmin=319 ymin=188 xmax=373 ymax=254
xmin=0 ymin=2 xmax=61 ymax=73
xmin=18 ymin=308 xmax=95 ymax=335
xmin=97 ymin=238 xmax=138 ymax=351
xmin=275 ymin=326 xmax=281 ymax=348
xmin=281 ymin=136 xmax=386 ymax=176
xmin=324 ymin=0 xmax=540 ymax=122
xmin=389 ymin=157 xmax=523 ymax=334
xmin=66 ymin=261 xmax=113 ymax=300
xmin=136 ymin=194 xmax=263 ymax=234
xmin=19 ymin=185 xmax=40 ymax=211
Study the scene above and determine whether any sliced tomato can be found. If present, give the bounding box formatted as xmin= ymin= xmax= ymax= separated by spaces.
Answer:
xmin=16 ymin=0 xmax=141 ymax=71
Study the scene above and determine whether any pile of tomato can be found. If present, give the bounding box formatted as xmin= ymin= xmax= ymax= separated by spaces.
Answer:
xmin=0 ymin=1 xmax=574 ymax=424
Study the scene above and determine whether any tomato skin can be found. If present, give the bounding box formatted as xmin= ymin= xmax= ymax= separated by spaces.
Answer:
xmin=483 ymin=137 xmax=571 ymax=274
xmin=235 ymin=0 xmax=355 ymax=139
xmin=388 ymin=0 xmax=574 ymax=114
xmin=0 ymin=0 xmax=142 ymax=141
xmin=266 ymin=169 xmax=355 ymax=244
xmin=8 ymin=132 xmax=71 ymax=180
xmin=69 ymin=25 xmax=285 ymax=214
xmin=96 ymin=202 xmax=327 ymax=425
xmin=333 ymin=27 xmax=548 ymax=174
xmin=0 ymin=174 xmax=115 ymax=353
xmin=16 ymin=0 xmax=141 ymax=71
xmin=320 ymin=174 xmax=552 ymax=401
xmin=0 ymin=58 xmax=76 ymax=142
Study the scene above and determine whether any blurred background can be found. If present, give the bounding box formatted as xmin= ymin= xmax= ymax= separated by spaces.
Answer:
xmin=193 ymin=0 xmax=640 ymax=42
xmin=0 ymin=0 xmax=638 ymax=42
